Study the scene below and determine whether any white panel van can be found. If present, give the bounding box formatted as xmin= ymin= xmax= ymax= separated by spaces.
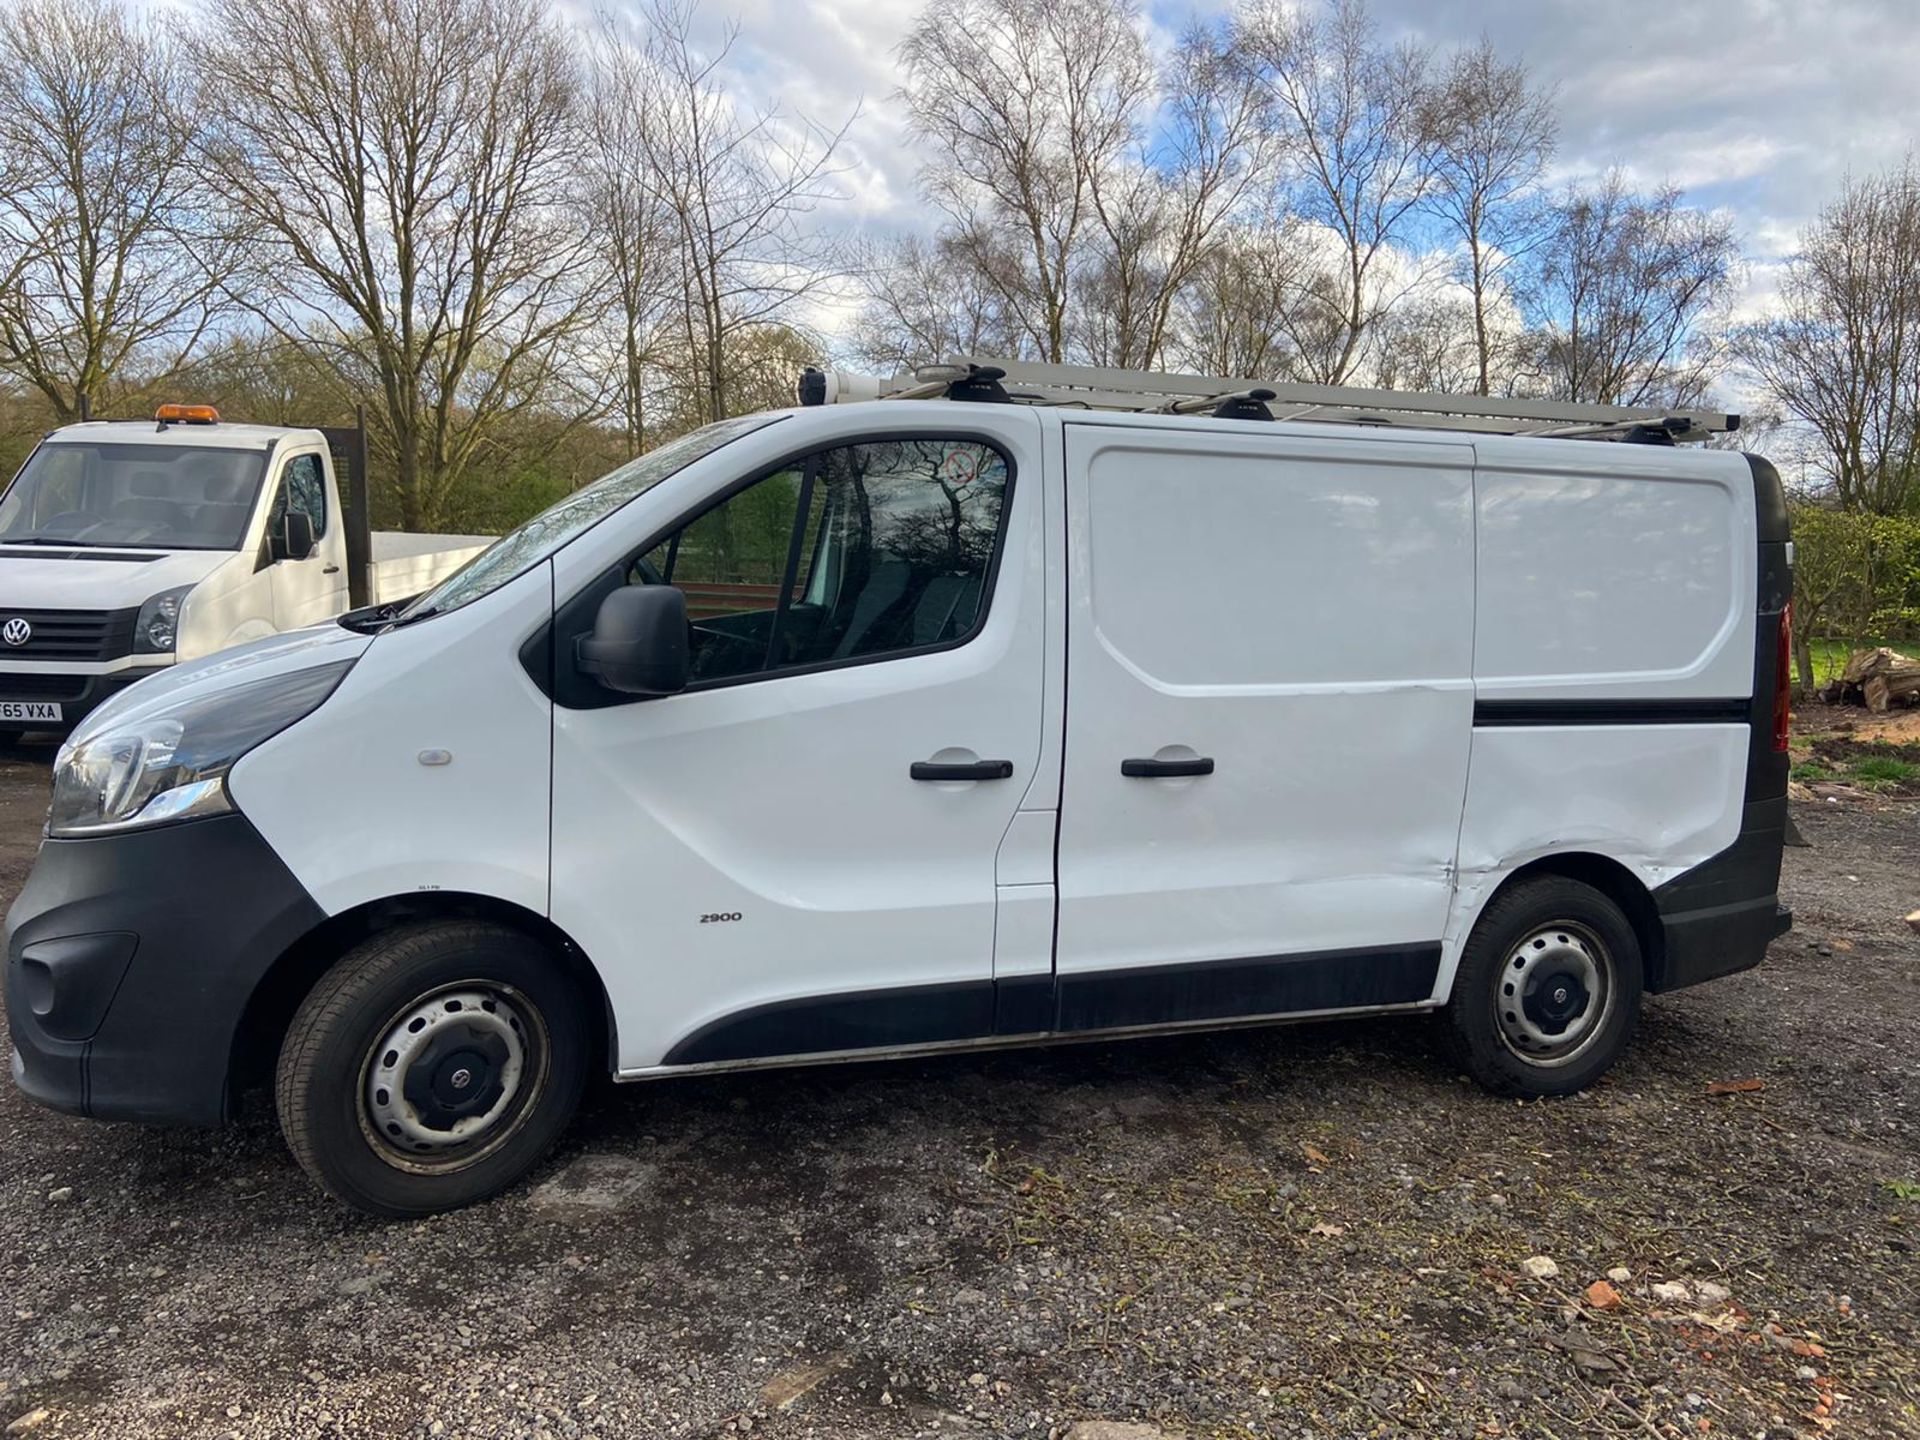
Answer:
xmin=4 ymin=367 xmax=1793 ymax=1215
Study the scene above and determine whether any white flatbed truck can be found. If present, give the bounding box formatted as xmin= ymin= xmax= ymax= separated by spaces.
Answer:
xmin=0 ymin=404 xmax=490 ymax=732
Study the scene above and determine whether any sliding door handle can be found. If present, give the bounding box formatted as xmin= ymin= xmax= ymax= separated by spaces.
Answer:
xmin=911 ymin=759 xmax=1015 ymax=781
xmin=1121 ymin=756 xmax=1215 ymax=778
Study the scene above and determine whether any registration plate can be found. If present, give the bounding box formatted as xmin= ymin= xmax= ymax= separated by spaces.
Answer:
xmin=0 ymin=702 xmax=61 ymax=722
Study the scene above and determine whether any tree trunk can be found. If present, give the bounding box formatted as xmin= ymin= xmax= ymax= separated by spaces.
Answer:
xmin=1793 ymin=634 xmax=1815 ymax=697
xmin=1469 ymin=217 xmax=1491 ymax=397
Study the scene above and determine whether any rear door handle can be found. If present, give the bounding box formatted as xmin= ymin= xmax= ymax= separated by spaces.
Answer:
xmin=911 ymin=759 xmax=1015 ymax=781
xmin=323 ymin=564 xmax=341 ymax=574
xmin=1121 ymin=756 xmax=1215 ymax=778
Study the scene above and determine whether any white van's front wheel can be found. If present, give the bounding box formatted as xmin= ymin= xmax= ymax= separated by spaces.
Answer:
xmin=275 ymin=921 xmax=591 ymax=1217
xmin=1444 ymin=876 xmax=1643 ymax=1097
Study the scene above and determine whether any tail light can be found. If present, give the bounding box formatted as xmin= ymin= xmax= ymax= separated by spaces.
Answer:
xmin=1773 ymin=602 xmax=1792 ymax=753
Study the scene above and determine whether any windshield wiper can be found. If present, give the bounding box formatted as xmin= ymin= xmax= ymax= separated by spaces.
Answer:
xmin=337 ymin=599 xmax=408 ymax=634
xmin=0 ymin=535 xmax=105 ymax=547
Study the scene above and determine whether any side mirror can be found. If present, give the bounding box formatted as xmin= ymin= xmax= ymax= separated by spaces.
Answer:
xmin=577 ymin=585 xmax=689 ymax=695
xmin=272 ymin=510 xmax=316 ymax=562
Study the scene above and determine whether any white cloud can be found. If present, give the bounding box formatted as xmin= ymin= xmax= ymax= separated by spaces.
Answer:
xmin=1371 ymin=0 xmax=1920 ymax=259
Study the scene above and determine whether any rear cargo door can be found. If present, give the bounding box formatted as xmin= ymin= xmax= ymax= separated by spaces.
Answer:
xmin=1051 ymin=423 xmax=1476 ymax=1029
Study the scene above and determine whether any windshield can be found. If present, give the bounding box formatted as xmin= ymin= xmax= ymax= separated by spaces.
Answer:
xmin=395 ymin=413 xmax=783 ymax=622
xmin=0 ymin=441 xmax=269 ymax=550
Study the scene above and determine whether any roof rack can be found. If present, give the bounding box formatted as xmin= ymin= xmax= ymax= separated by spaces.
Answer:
xmin=796 ymin=359 xmax=1738 ymax=443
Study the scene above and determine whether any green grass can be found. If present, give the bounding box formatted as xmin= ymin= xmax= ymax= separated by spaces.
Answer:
xmin=1790 ymin=760 xmax=1838 ymax=784
xmin=1850 ymin=756 xmax=1920 ymax=789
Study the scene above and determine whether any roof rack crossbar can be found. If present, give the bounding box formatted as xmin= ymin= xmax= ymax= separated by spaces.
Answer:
xmin=805 ymin=358 xmax=1738 ymax=441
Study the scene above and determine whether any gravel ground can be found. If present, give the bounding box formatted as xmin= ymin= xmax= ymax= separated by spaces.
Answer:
xmin=2 ymin=744 xmax=1918 ymax=1440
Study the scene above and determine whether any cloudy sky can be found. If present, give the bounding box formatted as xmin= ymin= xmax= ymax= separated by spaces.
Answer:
xmin=671 ymin=0 xmax=1920 ymax=329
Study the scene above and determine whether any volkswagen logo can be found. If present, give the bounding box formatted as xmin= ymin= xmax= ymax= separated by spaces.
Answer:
xmin=1 ymin=617 xmax=30 ymax=647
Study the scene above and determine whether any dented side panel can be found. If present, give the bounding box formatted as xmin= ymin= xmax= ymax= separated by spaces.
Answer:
xmin=1435 ymin=444 xmax=1763 ymax=1002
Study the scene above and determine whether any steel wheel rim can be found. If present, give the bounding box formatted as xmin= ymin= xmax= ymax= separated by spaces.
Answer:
xmin=1492 ymin=920 xmax=1615 ymax=1068
xmin=357 ymin=981 xmax=550 ymax=1174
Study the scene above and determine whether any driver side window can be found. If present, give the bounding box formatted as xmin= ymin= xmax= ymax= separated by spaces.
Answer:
xmin=635 ymin=463 xmax=815 ymax=684
xmin=632 ymin=436 xmax=1011 ymax=687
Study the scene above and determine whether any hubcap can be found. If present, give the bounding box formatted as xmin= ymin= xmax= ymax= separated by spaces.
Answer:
xmin=1493 ymin=922 xmax=1614 ymax=1067
xmin=361 ymin=984 xmax=544 ymax=1171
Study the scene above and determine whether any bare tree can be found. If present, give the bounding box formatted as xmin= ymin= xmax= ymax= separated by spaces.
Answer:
xmin=1169 ymin=219 xmax=1344 ymax=380
xmin=172 ymin=330 xmax=350 ymax=428
xmin=638 ymin=0 xmax=851 ymax=425
xmin=1424 ymin=38 xmax=1556 ymax=395
xmin=898 ymin=0 xmax=1153 ymax=364
xmin=583 ymin=20 xmax=674 ymax=457
xmin=1522 ymin=173 xmax=1739 ymax=407
xmin=1235 ymin=0 xmax=1440 ymax=384
xmin=1372 ymin=287 xmax=1485 ymax=394
xmin=0 ymin=0 xmax=222 ymax=418
xmin=1740 ymin=163 xmax=1920 ymax=515
xmin=1080 ymin=21 xmax=1270 ymax=369
xmin=851 ymin=233 xmax=1012 ymax=373
xmin=200 ymin=0 xmax=596 ymax=530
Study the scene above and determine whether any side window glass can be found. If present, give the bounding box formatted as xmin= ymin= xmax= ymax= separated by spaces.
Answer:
xmin=635 ymin=465 xmax=809 ymax=683
xmin=632 ymin=437 xmax=1009 ymax=687
xmin=273 ymin=453 xmax=327 ymax=537
xmin=786 ymin=440 xmax=1007 ymax=666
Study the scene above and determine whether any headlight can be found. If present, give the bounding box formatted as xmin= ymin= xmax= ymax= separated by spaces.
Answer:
xmin=135 ymin=585 xmax=194 ymax=654
xmin=49 ymin=660 xmax=354 ymax=837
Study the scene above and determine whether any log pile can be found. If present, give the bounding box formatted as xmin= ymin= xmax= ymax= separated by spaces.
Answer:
xmin=1821 ymin=647 xmax=1920 ymax=712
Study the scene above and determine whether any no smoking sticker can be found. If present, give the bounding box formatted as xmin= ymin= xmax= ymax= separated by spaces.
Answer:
xmin=935 ymin=446 xmax=982 ymax=487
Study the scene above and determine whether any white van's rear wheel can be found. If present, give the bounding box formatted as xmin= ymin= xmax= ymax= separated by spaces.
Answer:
xmin=1444 ymin=876 xmax=1642 ymax=1096
xmin=276 ymin=921 xmax=590 ymax=1217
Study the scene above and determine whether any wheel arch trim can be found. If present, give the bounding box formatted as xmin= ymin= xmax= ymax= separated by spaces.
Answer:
xmin=1436 ymin=850 xmax=1664 ymax=1004
xmin=228 ymin=890 xmax=617 ymax=1106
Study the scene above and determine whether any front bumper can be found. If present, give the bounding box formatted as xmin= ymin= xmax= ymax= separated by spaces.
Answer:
xmin=0 ymin=665 xmax=169 ymax=732
xmin=5 ymin=812 xmax=324 ymax=1125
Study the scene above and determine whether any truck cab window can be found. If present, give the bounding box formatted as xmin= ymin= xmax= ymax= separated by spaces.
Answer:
xmin=634 ymin=437 xmax=1011 ymax=686
xmin=268 ymin=453 xmax=328 ymax=539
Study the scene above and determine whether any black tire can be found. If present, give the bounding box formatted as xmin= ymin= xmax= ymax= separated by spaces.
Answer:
xmin=1443 ymin=876 xmax=1643 ymax=1097
xmin=275 ymin=921 xmax=591 ymax=1217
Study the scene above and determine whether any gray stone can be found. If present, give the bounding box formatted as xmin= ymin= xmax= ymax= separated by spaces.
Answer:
xmin=527 ymin=1155 xmax=658 ymax=1215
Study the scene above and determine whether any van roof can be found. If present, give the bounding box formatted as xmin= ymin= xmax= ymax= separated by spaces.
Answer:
xmin=42 ymin=420 xmax=323 ymax=451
